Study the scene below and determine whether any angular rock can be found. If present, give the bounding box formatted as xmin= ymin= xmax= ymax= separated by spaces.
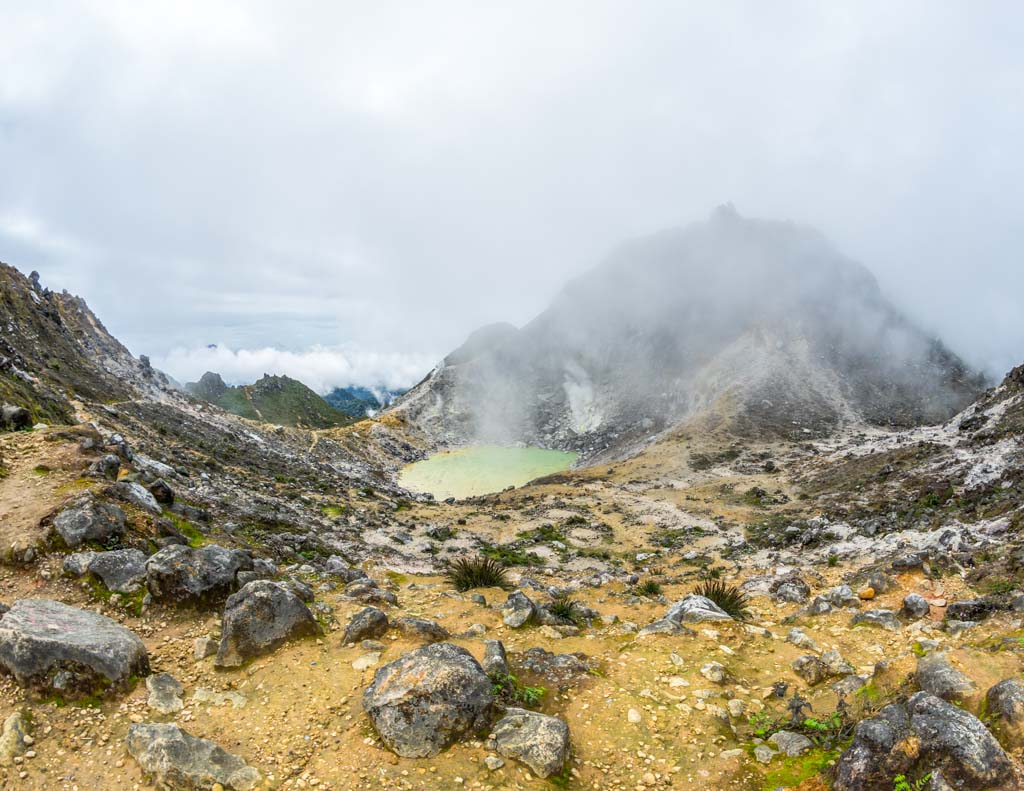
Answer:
xmin=916 ymin=653 xmax=976 ymax=703
xmin=491 ymin=707 xmax=570 ymax=778
xmin=126 ymin=722 xmax=261 ymax=790
xmin=0 ymin=711 xmax=29 ymax=766
xmin=482 ymin=639 xmax=510 ymax=676
xmin=821 ymin=649 xmax=855 ymax=677
xmin=362 ymin=642 xmax=493 ymax=758
xmin=901 ymin=593 xmax=931 ymax=619
xmin=341 ymin=607 xmax=389 ymax=645
xmin=146 ymin=672 xmax=184 ymax=715
xmin=0 ymin=599 xmax=149 ymax=694
xmin=342 ymin=579 xmax=398 ymax=606
xmin=68 ymin=548 xmax=147 ymax=593
xmin=215 ymin=580 xmax=320 ymax=668
xmin=637 ymin=618 xmax=695 ymax=637
xmin=664 ymin=594 xmax=734 ymax=623
xmin=109 ymin=481 xmax=162 ymax=515
xmin=393 ymin=616 xmax=450 ymax=644
xmin=792 ymin=655 xmax=829 ymax=686
xmin=851 ymin=609 xmax=901 ymax=631
xmin=771 ymin=576 xmax=811 ymax=603
xmin=52 ymin=495 xmax=126 ymax=549
xmin=146 ymin=544 xmax=252 ymax=605
xmin=769 ymin=730 xmax=812 ymax=757
xmin=502 ymin=591 xmax=536 ymax=628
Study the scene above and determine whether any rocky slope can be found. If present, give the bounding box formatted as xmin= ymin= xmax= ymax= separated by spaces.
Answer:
xmin=186 ymin=372 xmax=354 ymax=429
xmin=393 ymin=207 xmax=984 ymax=459
xmin=0 ymin=260 xmax=1022 ymax=790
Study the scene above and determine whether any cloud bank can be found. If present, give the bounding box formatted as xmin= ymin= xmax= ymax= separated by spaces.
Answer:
xmin=154 ymin=345 xmax=437 ymax=394
xmin=1 ymin=3 xmax=1023 ymax=380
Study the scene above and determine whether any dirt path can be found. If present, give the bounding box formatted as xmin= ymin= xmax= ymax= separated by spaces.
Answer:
xmin=0 ymin=429 xmax=94 ymax=562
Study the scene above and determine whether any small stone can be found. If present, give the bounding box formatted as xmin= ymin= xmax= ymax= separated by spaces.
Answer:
xmin=628 ymin=708 xmax=642 ymax=723
xmin=858 ymin=587 xmax=875 ymax=600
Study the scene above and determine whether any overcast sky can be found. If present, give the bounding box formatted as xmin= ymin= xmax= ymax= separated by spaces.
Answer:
xmin=1 ymin=2 xmax=1021 ymax=390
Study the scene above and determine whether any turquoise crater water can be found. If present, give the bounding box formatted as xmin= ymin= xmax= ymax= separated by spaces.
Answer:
xmin=398 ymin=445 xmax=578 ymax=500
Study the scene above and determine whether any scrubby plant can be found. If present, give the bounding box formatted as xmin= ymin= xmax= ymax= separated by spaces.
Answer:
xmin=490 ymin=672 xmax=546 ymax=707
xmin=546 ymin=593 xmax=582 ymax=624
xmin=693 ymin=579 xmax=750 ymax=620
xmin=635 ymin=579 xmax=662 ymax=597
xmin=445 ymin=556 xmax=509 ymax=591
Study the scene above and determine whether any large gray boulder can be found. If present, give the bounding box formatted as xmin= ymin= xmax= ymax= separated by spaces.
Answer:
xmin=491 ymin=707 xmax=570 ymax=778
xmin=834 ymin=692 xmax=1019 ymax=790
xmin=146 ymin=544 xmax=252 ymax=605
xmin=52 ymin=495 xmax=126 ymax=549
xmin=0 ymin=599 xmax=149 ymax=694
xmin=215 ymin=580 xmax=320 ymax=668
xmin=664 ymin=594 xmax=734 ymax=624
xmin=126 ymin=722 xmax=260 ymax=790
xmin=64 ymin=548 xmax=147 ymax=593
xmin=363 ymin=642 xmax=493 ymax=758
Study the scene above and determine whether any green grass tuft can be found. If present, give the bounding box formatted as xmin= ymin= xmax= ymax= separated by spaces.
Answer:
xmin=694 ymin=579 xmax=751 ymax=621
xmin=445 ymin=556 xmax=509 ymax=591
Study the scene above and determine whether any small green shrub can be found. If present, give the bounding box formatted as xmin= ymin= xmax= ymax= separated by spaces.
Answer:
xmin=693 ymin=579 xmax=750 ymax=621
xmin=635 ymin=579 xmax=662 ymax=597
xmin=445 ymin=556 xmax=509 ymax=591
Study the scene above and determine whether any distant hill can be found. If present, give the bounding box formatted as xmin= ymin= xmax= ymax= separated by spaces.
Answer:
xmin=185 ymin=372 xmax=354 ymax=429
xmin=324 ymin=385 xmax=404 ymax=418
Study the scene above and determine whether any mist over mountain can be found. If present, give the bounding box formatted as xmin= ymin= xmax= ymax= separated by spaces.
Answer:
xmin=395 ymin=207 xmax=985 ymax=457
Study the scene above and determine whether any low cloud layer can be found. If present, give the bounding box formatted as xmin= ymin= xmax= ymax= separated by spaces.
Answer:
xmin=155 ymin=345 xmax=436 ymax=394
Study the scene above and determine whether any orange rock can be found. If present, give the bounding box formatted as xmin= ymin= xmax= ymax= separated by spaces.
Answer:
xmin=858 ymin=587 xmax=875 ymax=600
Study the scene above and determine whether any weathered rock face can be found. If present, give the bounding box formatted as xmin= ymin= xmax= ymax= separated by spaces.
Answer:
xmin=393 ymin=616 xmax=450 ymax=644
xmin=482 ymin=640 xmax=510 ymax=676
xmin=363 ymin=642 xmax=493 ymax=758
xmin=850 ymin=609 xmax=901 ymax=631
xmin=146 ymin=672 xmax=184 ymax=715
xmin=145 ymin=544 xmax=253 ymax=605
xmin=64 ymin=548 xmax=147 ymax=593
xmin=664 ymin=594 xmax=734 ymax=624
xmin=502 ymin=591 xmax=536 ymax=628
xmin=341 ymin=607 xmax=389 ymax=645
xmin=0 ymin=599 xmax=149 ymax=694
xmin=490 ymin=707 xmax=570 ymax=778
xmin=834 ymin=692 xmax=1018 ymax=791
xmin=915 ymin=653 xmax=977 ymax=704
xmin=52 ymin=495 xmax=126 ymax=549
xmin=986 ymin=678 xmax=1024 ymax=748
xmin=901 ymin=593 xmax=931 ymax=619
xmin=109 ymin=480 xmax=162 ymax=515
xmin=126 ymin=722 xmax=261 ymax=790
xmin=215 ymin=580 xmax=320 ymax=668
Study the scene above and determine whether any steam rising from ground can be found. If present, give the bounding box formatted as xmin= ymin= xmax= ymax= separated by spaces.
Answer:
xmin=397 ymin=208 xmax=985 ymax=453
xmin=154 ymin=344 xmax=436 ymax=394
